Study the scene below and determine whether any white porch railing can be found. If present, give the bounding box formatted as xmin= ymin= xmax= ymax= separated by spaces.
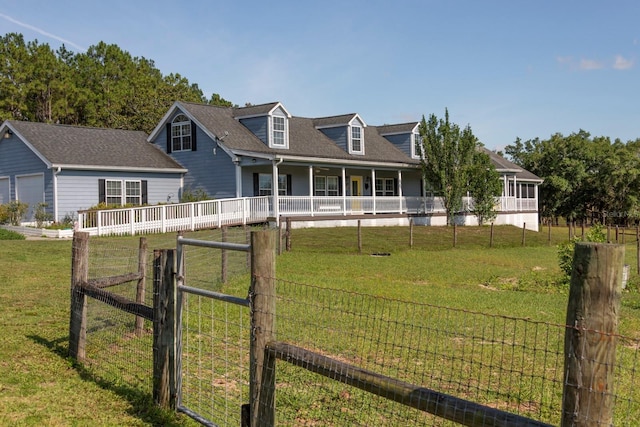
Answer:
xmin=76 ymin=195 xmax=538 ymax=236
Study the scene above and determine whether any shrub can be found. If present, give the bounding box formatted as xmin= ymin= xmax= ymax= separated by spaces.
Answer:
xmin=34 ymin=202 xmax=53 ymax=228
xmin=5 ymin=201 xmax=29 ymax=226
xmin=180 ymin=187 xmax=210 ymax=203
xmin=557 ymin=224 xmax=607 ymax=279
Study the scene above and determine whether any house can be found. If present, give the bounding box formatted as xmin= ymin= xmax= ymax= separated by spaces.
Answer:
xmin=146 ymin=101 xmax=542 ymax=230
xmin=0 ymin=121 xmax=186 ymax=223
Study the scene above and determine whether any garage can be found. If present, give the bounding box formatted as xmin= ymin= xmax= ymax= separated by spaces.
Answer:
xmin=0 ymin=177 xmax=9 ymax=205
xmin=16 ymin=174 xmax=44 ymax=221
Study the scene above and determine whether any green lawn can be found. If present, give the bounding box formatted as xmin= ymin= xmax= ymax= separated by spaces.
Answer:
xmin=0 ymin=225 xmax=639 ymax=425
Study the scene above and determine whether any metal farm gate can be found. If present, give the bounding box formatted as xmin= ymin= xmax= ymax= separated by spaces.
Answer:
xmin=175 ymin=235 xmax=253 ymax=426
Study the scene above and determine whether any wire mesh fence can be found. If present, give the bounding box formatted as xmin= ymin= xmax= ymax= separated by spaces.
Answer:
xmin=261 ymin=279 xmax=640 ymax=426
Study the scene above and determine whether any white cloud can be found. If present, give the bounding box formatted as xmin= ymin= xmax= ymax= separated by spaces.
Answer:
xmin=613 ymin=55 xmax=634 ymax=70
xmin=0 ymin=13 xmax=85 ymax=51
xmin=579 ymin=58 xmax=604 ymax=70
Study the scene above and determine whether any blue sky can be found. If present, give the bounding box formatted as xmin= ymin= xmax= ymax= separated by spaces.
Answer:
xmin=1 ymin=0 xmax=638 ymax=150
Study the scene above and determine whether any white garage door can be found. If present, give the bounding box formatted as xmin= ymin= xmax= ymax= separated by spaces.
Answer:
xmin=0 ymin=177 xmax=9 ymax=205
xmin=16 ymin=174 xmax=44 ymax=221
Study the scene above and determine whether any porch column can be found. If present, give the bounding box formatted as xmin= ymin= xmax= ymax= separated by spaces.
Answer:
xmin=513 ymin=175 xmax=518 ymax=211
xmin=397 ymin=170 xmax=403 ymax=214
xmin=341 ymin=167 xmax=346 ymax=216
xmin=371 ymin=169 xmax=376 ymax=214
xmin=534 ymin=183 xmax=539 ymax=212
xmin=308 ymin=166 xmax=313 ymax=196
xmin=235 ymin=160 xmax=242 ymax=198
xmin=272 ymin=160 xmax=280 ymax=225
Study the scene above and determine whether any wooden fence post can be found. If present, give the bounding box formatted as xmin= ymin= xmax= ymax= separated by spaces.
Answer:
xmin=153 ymin=249 xmax=177 ymax=409
xmin=286 ymin=217 xmax=292 ymax=252
xmin=409 ymin=217 xmax=414 ymax=249
xmin=357 ymin=220 xmax=362 ymax=254
xmin=69 ymin=231 xmax=89 ymax=361
xmin=490 ymin=223 xmax=494 ymax=248
xmin=637 ymin=226 xmax=640 ymax=275
xmin=221 ymin=226 xmax=228 ymax=284
xmin=250 ymin=230 xmax=276 ymax=427
xmin=561 ymin=242 xmax=624 ymax=427
xmin=548 ymin=222 xmax=552 ymax=245
xmin=135 ymin=237 xmax=147 ymax=336
xmin=453 ymin=223 xmax=457 ymax=248
xmin=521 ymin=223 xmax=526 ymax=246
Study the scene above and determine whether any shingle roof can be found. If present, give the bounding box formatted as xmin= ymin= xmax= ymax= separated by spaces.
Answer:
xmin=179 ymin=103 xmax=417 ymax=166
xmin=233 ymin=102 xmax=280 ymax=118
xmin=377 ymin=122 xmax=419 ymax=135
xmin=6 ymin=121 xmax=185 ymax=171
xmin=481 ymin=147 xmax=542 ymax=181
xmin=312 ymin=114 xmax=359 ymax=128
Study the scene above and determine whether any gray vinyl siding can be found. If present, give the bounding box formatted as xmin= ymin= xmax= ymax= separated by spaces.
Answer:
xmin=56 ymin=170 xmax=183 ymax=218
xmin=383 ymin=133 xmax=412 ymax=157
xmin=159 ymin=124 xmax=236 ymax=200
xmin=318 ymin=126 xmax=348 ymax=152
xmin=240 ymin=117 xmax=268 ymax=145
xmin=0 ymin=134 xmax=53 ymax=214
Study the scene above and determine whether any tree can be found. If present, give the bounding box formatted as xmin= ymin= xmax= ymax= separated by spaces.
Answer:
xmin=468 ymin=150 xmax=502 ymax=225
xmin=419 ymin=109 xmax=477 ymax=225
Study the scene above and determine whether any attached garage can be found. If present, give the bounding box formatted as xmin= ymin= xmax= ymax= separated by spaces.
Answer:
xmin=16 ymin=173 xmax=44 ymax=221
xmin=0 ymin=177 xmax=9 ymax=205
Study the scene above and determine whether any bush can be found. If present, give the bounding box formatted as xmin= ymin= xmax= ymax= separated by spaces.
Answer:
xmin=34 ymin=202 xmax=53 ymax=228
xmin=557 ymin=224 xmax=607 ymax=279
xmin=4 ymin=201 xmax=29 ymax=226
xmin=180 ymin=187 xmax=210 ymax=203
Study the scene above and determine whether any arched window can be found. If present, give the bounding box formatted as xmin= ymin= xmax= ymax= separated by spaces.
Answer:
xmin=171 ymin=114 xmax=192 ymax=151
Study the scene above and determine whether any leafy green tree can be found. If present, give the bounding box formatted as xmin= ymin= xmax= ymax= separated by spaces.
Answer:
xmin=419 ymin=109 xmax=477 ymax=225
xmin=468 ymin=150 xmax=502 ymax=225
xmin=0 ymin=33 xmax=30 ymax=121
xmin=209 ymin=93 xmax=234 ymax=107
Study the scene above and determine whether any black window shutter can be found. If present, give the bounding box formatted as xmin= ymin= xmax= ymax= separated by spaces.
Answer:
xmin=141 ymin=180 xmax=148 ymax=205
xmin=166 ymin=123 xmax=172 ymax=154
xmin=98 ymin=179 xmax=105 ymax=203
xmin=338 ymin=176 xmax=343 ymax=196
xmin=253 ymin=173 xmax=259 ymax=196
xmin=191 ymin=121 xmax=197 ymax=151
xmin=394 ymin=178 xmax=398 ymax=196
xmin=286 ymin=174 xmax=292 ymax=196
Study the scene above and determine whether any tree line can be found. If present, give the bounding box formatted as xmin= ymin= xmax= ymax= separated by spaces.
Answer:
xmin=0 ymin=33 xmax=233 ymax=133
xmin=504 ymin=131 xmax=640 ymax=226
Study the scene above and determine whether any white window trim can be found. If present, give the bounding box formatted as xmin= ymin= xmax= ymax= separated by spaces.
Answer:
xmin=106 ymin=179 xmax=142 ymax=206
xmin=259 ymin=173 xmax=288 ymax=196
xmin=171 ymin=114 xmax=192 ymax=152
xmin=314 ymin=175 xmax=339 ymax=196
xmin=349 ymin=125 xmax=364 ymax=155
xmin=269 ymin=115 xmax=289 ymax=149
xmin=412 ymin=132 xmax=423 ymax=159
xmin=375 ymin=178 xmax=395 ymax=196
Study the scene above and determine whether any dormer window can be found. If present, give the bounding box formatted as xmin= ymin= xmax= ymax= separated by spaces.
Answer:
xmin=412 ymin=132 xmax=423 ymax=159
xmin=271 ymin=115 xmax=287 ymax=148
xmin=350 ymin=125 xmax=363 ymax=154
xmin=171 ymin=114 xmax=192 ymax=152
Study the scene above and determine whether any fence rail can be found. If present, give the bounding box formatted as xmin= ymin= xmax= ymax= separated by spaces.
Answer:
xmin=76 ymin=195 xmax=538 ymax=236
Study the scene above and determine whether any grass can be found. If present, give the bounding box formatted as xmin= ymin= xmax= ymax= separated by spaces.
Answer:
xmin=1 ymin=225 xmax=639 ymax=425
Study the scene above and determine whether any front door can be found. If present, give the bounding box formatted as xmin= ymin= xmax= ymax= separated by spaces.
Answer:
xmin=351 ymin=176 xmax=362 ymax=211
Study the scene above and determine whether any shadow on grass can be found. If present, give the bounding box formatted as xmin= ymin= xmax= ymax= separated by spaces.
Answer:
xmin=27 ymin=334 xmax=189 ymax=427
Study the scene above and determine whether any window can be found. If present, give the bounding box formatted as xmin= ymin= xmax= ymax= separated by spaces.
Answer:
xmin=518 ymin=183 xmax=535 ymax=199
xmin=413 ymin=133 xmax=423 ymax=158
xmin=106 ymin=180 xmax=122 ymax=205
xmin=375 ymin=178 xmax=396 ymax=196
xmin=351 ymin=126 xmax=363 ymax=154
xmin=256 ymin=174 xmax=289 ymax=196
xmin=126 ymin=181 xmax=142 ymax=205
xmin=315 ymin=176 xmax=339 ymax=196
xmin=171 ymin=114 xmax=192 ymax=152
xmin=272 ymin=116 xmax=287 ymax=147
xmin=100 ymin=179 xmax=146 ymax=206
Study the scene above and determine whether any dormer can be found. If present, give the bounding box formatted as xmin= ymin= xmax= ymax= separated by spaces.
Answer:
xmin=313 ymin=113 xmax=366 ymax=155
xmin=233 ymin=102 xmax=291 ymax=149
xmin=377 ymin=122 xmax=422 ymax=160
